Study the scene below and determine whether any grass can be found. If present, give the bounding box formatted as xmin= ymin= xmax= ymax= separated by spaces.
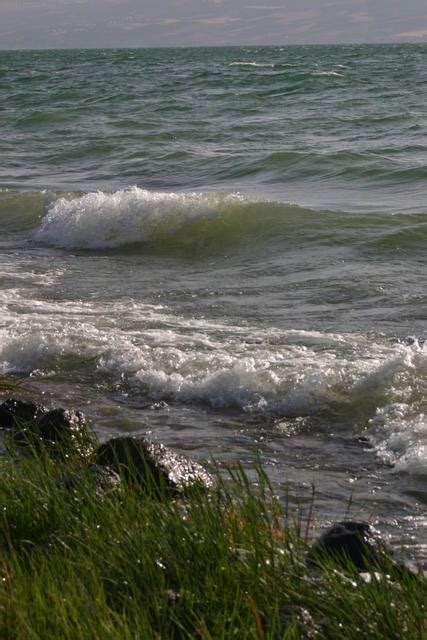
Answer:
xmin=0 ymin=450 xmax=425 ymax=639
xmin=0 ymin=375 xmax=28 ymax=393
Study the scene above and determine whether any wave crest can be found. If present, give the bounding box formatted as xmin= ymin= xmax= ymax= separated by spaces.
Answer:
xmin=33 ymin=187 xmax=246 ymax=249
xmin=30 ymin=186 xmax=427 ymax=255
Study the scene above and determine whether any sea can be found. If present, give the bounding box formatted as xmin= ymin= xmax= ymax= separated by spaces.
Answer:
xmin=0 ymin=44 xmax=426 ymax=566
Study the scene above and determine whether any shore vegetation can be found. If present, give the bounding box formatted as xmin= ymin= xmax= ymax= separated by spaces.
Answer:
xmin=0 ymin=442 xmax=425 ymax=639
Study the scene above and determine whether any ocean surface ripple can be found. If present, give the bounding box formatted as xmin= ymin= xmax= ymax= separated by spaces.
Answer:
xmin=0 ymin=44 xmax=426 ymax=564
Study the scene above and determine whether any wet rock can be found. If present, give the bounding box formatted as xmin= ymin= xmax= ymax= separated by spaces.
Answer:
xmin=307 ymin=521 xmax=390 ymax=572
xmin=96 ymin=436 xmax=213 ymax=493
xmin=149 ymin=401 xmax=169 ymax=411
xmin=280 ymin=606 xmax=322 ymax=639
xmin=167 ymin=589 xmax=179 ymax=602
xmin=0 ymin=398 xmax=46 ymax=429
xmin=63 ymin=464 xmax=121 ymax=497
xmin=13 ymin=408 xmax=98 ymax=461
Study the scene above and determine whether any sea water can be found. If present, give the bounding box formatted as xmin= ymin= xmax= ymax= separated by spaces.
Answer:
xmin=0 ymin=44 xmax=426 ymax=564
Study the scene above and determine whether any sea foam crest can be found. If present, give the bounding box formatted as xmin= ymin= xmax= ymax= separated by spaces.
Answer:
xmin=311 ymin=71 xmax=345 ymax=77
xmin=1 ymin=290 xmax=425 ymax=475
xmin=229 ymin=61 xmax=275 ymax=68
xmin=33 ymin=187 xmax=244 ymax=249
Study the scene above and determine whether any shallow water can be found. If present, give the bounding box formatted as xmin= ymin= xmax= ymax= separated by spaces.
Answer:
xmin=0 ymin=44 xmax=426 ymax=565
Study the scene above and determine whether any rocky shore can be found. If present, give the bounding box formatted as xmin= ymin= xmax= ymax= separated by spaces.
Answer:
xmin=0 ymin=397 xmax=425 ymax=638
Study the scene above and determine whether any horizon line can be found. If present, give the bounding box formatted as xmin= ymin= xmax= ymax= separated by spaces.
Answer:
xmin=1 ymin=40 xmax=426 ymax=53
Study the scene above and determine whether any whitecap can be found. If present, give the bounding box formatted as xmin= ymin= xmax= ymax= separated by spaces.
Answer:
xmin=33 ymin=186 xmax=245 ymax=250
xmin=311 ymin=71 xmax=345 ymax=77
xmin=229 ymin=61 xmax=274 ymax=68
xmin=0 ymin=283 xmax=424 ymax=475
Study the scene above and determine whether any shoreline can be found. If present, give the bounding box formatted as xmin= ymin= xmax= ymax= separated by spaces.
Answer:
xmin=0 ymin=396 xmax=425 ymax=638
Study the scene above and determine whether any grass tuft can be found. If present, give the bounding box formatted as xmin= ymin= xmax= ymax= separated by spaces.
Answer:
xmin=0 ymin=454 xmax=425 ymax=639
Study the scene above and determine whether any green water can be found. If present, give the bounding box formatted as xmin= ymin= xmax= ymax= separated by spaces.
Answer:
xmin=0 ymin=44 xmax=426 ymax=564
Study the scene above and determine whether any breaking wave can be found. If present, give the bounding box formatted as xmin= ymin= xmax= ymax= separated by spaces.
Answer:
xmin=25 ymin=186 xmax=426 ymax=254
xmin=1 ymin=289 xmax=425 ymax=476
xmin=33 ymin=187 xmax=249 ymax=249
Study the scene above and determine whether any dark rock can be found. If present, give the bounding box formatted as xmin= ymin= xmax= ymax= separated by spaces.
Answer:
xmin=280 ymin=606 xmax=322 ymax=639
xmin=38 ymin=409 xmax=98 ymax=460
xmin=63 ymin=464 xmax=121 ymax=497
xmin=13 ymin=408 xmax=98 ymax=461
xmin=307 ymin=521 xmax=390 ymax=572
xmin=0 ymin=398 xmax=46 ymax=429
xmin=149 ymin=401 xmax=169 ymax=410
xmin=96 ymin=436 xmax=213 ymax=493
xmin=38 ymin=408 xmax=83 ymax=440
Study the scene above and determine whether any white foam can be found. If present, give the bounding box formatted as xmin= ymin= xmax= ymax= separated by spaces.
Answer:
xmin=369 ymin=400 xmax=426 ymax=476
xmin=0 ymin=286 xmax=425 ymax=474
xmin=311 ymin=71 xmax=345 ymax=77
xmin=229 ymin=61 xmax=275 ymax=68
xmin=33 ymin=187 xmax=245 ymax=249
xmin=0 ymin=252 xmax=64 ymax=287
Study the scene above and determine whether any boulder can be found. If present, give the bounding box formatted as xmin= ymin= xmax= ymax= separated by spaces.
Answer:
xmin=13 ymin=408 xmax=98 ymax=461
xmin=280 ymin=606 xmax=322 ymax=639
xmin=63 ymin=464 xmax=121 ymax=497
xmin=307 ymin=521 xmax=390 ymax=572
xmin=0 ymin=398 xmax=46 ymax=429
xmin=96 ymin=436 xmax=213 ymax=494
